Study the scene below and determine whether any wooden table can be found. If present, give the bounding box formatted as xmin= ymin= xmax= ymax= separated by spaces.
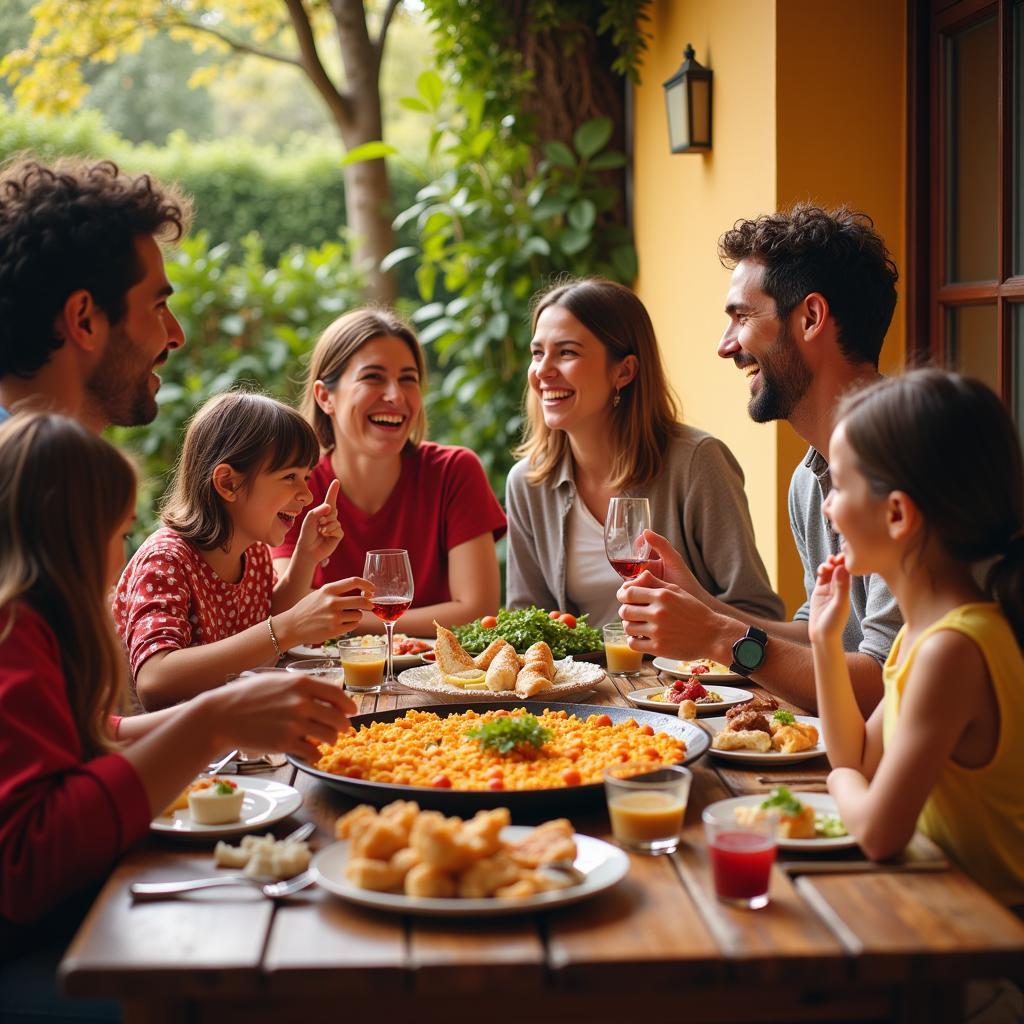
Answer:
xmin=60 ymin=667 xmax=1024 ymax=1024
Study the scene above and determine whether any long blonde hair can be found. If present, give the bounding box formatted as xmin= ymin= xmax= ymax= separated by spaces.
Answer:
xmin=301 ymin=307 xmax=428 ymax=450
xmin=515 ymin=276 xmax=682 ymax=489
xmin=0 ymin=412 xmax=136 ymax=758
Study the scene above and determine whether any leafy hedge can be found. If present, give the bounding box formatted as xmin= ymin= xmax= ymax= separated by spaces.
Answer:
xmin=0 ymin=105 xmax=419 ymax=267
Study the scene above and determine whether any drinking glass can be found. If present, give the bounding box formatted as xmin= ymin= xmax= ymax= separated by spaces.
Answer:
xmin=702 ymin=807 xmax=777 ymax=909
xmin=604 ymin=763 xmax=692 ymax=855
xmin=285 ymin=658 xmax=348 ymax=688
xmin=362 ymin=548 xmax=414 ymax=694
xmin=602 ymin=621 xmax=643 ymax=676
xmin=604 ymin=497 xmax=653 ymax=581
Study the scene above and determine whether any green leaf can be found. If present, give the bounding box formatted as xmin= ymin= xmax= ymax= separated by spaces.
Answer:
xmin=417 ymin=70 xmax=444 ymax=109
xmin=380 ymin=246 xmax=418 ymax=272
xmin=543 ymin=141 xmax=576 ymax=168
xmin=611 ymin=245 xmax=638 ymax=281
xmin=415 ymin=263 xmax=437 ymax=302
xmin=532 ymin=196 xmax=567 ymax=219
xmin=589 ymin=151 xmax=628 ymax=171
xmin=400 ymin=96 xmax=430 ymax=113
xmin=568 ymin=198 xmax=596 ymax=232
xmin=340 ymin=141 xmax=398 ymax=166
xmin=559 ymin=227 xmax=590 ymax=255
xmin=574 ymin=117 xmax=613 ymax=159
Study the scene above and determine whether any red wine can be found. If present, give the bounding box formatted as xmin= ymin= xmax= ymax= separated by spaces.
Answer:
xmin=372 ymin=598 xmax=411 ymax=622
xmin=609 ymin=558 xmax=652 ymax=580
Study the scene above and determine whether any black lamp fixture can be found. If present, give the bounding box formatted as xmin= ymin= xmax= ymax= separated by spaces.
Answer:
xmin=663 ymin=44 xmax=713 ymax=153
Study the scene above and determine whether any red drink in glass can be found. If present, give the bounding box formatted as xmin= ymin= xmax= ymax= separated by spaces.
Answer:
xmin=371 ymin=598 xmax=412 ymax=623
xmin=608 ymin=558 xmax=652 ymax=580
xmin=709 ymin=831 xmax=776 ymax=900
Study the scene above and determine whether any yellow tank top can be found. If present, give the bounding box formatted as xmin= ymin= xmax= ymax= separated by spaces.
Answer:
xmin=882 ymin=603 xmax=1024 ymax=906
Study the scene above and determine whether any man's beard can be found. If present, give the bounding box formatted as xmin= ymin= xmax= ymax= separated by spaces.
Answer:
xmin=85 ymin=324 xmax=161 ymax=428
xmin=747 ymin=324 xmax=813 ymax=424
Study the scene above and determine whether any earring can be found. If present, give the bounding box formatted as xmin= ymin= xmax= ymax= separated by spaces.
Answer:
xmin=612 ymin=390 xmax=621 ymax=408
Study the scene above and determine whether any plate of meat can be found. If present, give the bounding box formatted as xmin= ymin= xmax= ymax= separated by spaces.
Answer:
xmin=625 ymin=682 xmax=753 ymax=714
xmin=702 ymin=695 xmax=826 ymax=765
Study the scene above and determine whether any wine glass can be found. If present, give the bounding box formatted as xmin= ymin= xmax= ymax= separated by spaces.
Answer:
xmin=362 ymin=548 xmax=414 ymax=694
xmin=604 ymin=497 xmax=653 ymax=581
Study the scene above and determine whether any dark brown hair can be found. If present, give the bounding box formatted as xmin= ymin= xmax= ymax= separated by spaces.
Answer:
xmin=161 ymin=391 xmax=320 ymax=551
xmin=718 ymin=203 xmax=898 ymax=367
xmin=302 ymin=307 xmax=427 ymax=450
xmin=515 ymin=276 xmax=681 ymax=489
xmin=0 ymin=412 xmax=136 ymax=758
xmin=837 ymin=369 xmax=1024 ymax=644
xmin=0 ymin=155 xmax=191 ymax=379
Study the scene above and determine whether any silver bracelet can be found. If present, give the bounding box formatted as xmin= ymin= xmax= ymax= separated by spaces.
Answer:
xmin=267 ymin=615 xmax=282 ymax=660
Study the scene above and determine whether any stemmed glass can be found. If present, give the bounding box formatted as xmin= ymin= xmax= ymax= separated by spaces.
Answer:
xmin=362 ymin=548 xmax=414 ymax=694
xmin=604 ymin=497 xmax=653 ymax=581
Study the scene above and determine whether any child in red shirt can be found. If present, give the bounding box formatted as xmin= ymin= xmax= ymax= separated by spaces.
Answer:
xmin=0 ymin=412 xmax=356 ymax=926
xmin=114 ymin=392 xmax=374 ymax=710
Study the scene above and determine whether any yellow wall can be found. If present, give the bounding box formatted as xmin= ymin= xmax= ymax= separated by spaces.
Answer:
xmin=634 ymin=0 xmax=906 ymax=614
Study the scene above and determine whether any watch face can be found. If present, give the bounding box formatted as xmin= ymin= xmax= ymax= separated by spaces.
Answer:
xmin=734 ymin=637 xmax=765 ymax=669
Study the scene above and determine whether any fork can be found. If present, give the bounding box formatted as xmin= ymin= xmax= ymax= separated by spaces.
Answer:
xmin=130 ymin=821 xmax=317 ymax=902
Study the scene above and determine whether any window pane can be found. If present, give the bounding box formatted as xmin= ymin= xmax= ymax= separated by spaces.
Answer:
xmin=945 ymin=15 xmax=999 ymax=283
xmin=1014 ymin=306 xmax=1024 ymax=451
xmin=1014 ymin=2 xmax=1024 ymax=275
xmin=946 ymin=304 xmax=999 ymax=392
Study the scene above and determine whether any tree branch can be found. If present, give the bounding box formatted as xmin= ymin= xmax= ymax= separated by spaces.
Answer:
xmin=282 ymin=0 xmax=353 ymax=129
xmin=376 ymin=0 xmax=402 ymax=59
xmin=173 ymin=19 xmax=302 ymax=69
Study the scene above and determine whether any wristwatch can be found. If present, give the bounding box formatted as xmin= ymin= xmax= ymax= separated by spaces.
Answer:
xmin=729 ymin=626 xmax=767 ymax=677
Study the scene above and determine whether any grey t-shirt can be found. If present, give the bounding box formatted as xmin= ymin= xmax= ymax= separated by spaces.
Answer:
xmin=788 ymin=446 xmax=902 ymax=664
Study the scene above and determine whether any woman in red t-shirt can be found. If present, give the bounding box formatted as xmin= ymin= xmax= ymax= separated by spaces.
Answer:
xmin=272 ymin=308 xmax=506 ymax=635
xmin=0 ymin=412 xmax=356 ymax=926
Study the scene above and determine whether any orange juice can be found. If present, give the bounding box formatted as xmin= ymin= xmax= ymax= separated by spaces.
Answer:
xmin=605 ymin=641 xmax=643 ymax=674
xmin=340 ymin=656 xmax=385 ymax=690
xmin=608 ymin=790 xmax=686 ymax=844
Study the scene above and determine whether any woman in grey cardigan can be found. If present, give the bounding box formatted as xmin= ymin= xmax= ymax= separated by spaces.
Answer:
xmin=506 ymin=276 xmax=783 ymax=628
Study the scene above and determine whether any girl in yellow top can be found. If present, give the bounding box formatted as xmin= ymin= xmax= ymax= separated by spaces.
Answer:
xmin=808 ymin=369 xmax=1024 ymax=909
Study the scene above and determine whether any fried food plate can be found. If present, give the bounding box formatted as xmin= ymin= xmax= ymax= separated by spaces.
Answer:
xmin=702 ymin=793 xmax=857 ymax=851
xmin=312 ymin=825 xmax=629 ymax=917
xmin=396 ymin=658 xmax=606 ymax=702
xmin=701 ymin=714 xmax=827 ymax=765
xmin=652 ymin=656 xmax=744 ymax=683
xmin=288 ymin=635 xmax=435 ymax=666
xmin=288 ymin=701 xmax=709 ymax=814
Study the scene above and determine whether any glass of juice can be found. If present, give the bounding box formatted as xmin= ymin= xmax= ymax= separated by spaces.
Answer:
xmin=702 ymin=807 xmax=777 ymax=909
xmin=603 ymin=621 xmax=644 ymax=676
xmin=334 ymin=639 xmax=387 ymax=693
xmin=604 ymin=762 xmax=691 ymax=855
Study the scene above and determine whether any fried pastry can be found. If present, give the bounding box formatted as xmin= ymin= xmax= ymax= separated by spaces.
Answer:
xmin=404 ymin=862 xmax=457 ymax=898
xmin=735 ymin=803 xmax=815 ymax=839
xmin=350 ymin=816 xmax=409 ymax=861
xmin=485 ymin=643 xmax=520 ymax=691
xmin=335 ymin=803 xmax=377 ymax=840
xmin=771 ymin=722 xmax=819 ymax=753
xmin=346 ymin=857 xmax=404 ymax=892
xmin=474 ymin=638 xmax=508 ymax=670
xmin=712 ymin=729 xmax=772 ymax=752
xmin=522 ymin=641 xmax=556 ymax=679
xmin=507 ymin=818 xmax=576 ymax=868
xmin=433 ymin=622 xmax=476 ymax=675
xmin=456 ymin=851 xmax=522 ymax=898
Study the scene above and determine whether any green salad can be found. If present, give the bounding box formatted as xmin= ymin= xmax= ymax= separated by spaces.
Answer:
xmin=453 ymin=606 xmax=603 ymax=659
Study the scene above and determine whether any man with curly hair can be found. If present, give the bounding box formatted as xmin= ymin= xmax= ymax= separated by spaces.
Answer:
xmin=618 ymin=204 xmax=902 ymax=715
xmin=0 ymin=156 xmax=192 ymax=430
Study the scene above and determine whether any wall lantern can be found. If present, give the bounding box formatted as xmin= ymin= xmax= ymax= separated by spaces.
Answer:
xmin=663 ymin=44 xmax=713 ymax=153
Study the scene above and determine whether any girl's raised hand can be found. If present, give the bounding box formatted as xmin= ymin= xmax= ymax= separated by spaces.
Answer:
xmin=296 ymin=478 xmax=344 ymax=567
xmin=808 ymin=553 xmax=851 ymax=646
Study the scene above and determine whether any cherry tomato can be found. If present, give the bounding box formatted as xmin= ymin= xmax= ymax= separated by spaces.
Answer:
xmin=557 ymin=613 xmax=577 ymax=629
xmin=594 ymin=714 xmax=612 ymax=727
xmin=561 ymin=768 xmax=581 ymax=786
xmin=672 ymin=679 xmax=686 ymax=691
xmin=640 ymin=723 xmax=654 ymax=736
xmin=480 ymin=615 xmax=498 ymax=629
xmin=431 ymin=774 xmax=452 ymax=789
xmin=549 ymin=610 xmax=563 ymax=620
xmin=487 ymin=778 xmax=505 ymax=790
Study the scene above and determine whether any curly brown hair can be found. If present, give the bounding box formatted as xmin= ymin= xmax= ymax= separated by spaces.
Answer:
xmin=0 ymin=155 xmax=192 ymax=379
xmin=718 ymin=203 xmax=898 ymax=367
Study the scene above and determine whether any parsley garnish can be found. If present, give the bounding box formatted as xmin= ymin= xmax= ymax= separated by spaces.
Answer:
xmin=772 ymin=709 xmax=796 ymax=726
xmin=760 ymin=786 xmax=803 ymax=815
xmin=213 ymin=780 xmax=236 ymax=796
xmin=465 ymin=715 xmax=552 ymax=755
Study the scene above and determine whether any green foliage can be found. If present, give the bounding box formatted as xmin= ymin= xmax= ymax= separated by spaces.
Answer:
xmin=391 ymin=71 xmax=637 ymax=495
xmin=111 ymin=231 xmax=365 ymax=547
xmin=0 ymin=104 xmax=420 ymax=270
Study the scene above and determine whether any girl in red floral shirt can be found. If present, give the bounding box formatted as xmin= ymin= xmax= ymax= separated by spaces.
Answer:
xmin=114 ymin=391 xmax=373 ymax=710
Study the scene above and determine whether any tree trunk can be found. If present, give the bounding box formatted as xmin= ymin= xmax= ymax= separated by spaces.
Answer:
xmin=341 ymin=154 xmax=395 ymax=303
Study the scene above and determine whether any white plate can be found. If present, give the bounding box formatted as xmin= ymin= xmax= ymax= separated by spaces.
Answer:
xmin=626 ymin=684 xmax=754 ymax=714
xmin=150 ymin=777 xmax=303 ymax=839
xmin=702 ymin=714 xmax=827 ymax=765
xmin=311 ymin=825 xmax=629 ymax=917
xmin=702 ymin=792 xmax=857 ymax=851
xmin=652 ymin=657 xmax=744 ymax=683
xmin=395 ymin=658 xmax=606 ymax=701
xmin=288 ymin=635 xmax=435 ymax=667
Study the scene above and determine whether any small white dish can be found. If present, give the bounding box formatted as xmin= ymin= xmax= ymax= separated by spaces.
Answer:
xmin=625 ymin=684 xmax=754 ymax=714
xmin=701 ymin=714 xmax=827 ymax=765
xmin=311 ymin=826 xmax=629 ymax=917
xmin=151 ymin=777 xmax=302 ymax=840
xmin=652 ymin=657 xmax=744 ymax=683
xmin=702 ymin=792 xmax=856 ymax=851
xmin=288 ymin=635 xmax=434 ymax=667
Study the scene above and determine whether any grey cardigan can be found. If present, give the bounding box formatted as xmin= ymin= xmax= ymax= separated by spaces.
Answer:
xmin=506 ymin=427 xmax=785 ymax=621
